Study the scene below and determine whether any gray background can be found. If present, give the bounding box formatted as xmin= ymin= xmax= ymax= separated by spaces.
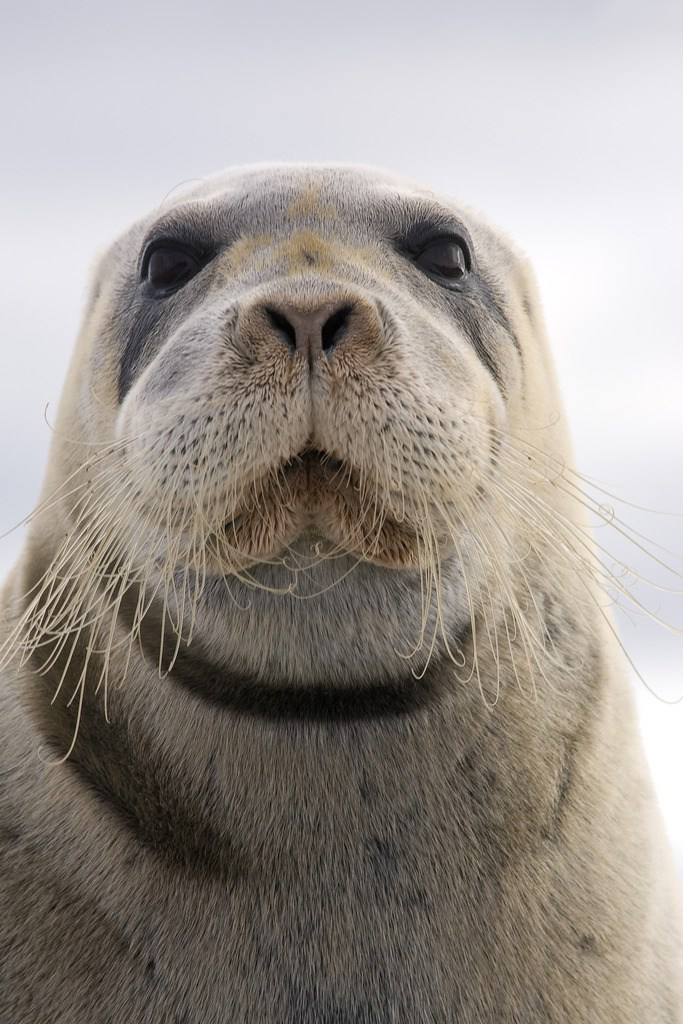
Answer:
xmin=1 ymin=0 xmax=681 ymax=871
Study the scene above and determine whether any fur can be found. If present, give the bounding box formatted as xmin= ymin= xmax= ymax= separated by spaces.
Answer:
xmin=1 ymin=164 xmax=681 ymax=1022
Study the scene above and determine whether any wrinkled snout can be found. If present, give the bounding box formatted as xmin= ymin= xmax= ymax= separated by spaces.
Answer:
xmin=235 ymin=290 xmax=387 ymax=368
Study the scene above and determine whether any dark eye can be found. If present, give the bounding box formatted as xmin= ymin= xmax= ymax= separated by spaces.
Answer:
xmin=414 ymin=238 xmax=469 ymax=286
xmin=144 ymin=245 xmax=202 ymax=291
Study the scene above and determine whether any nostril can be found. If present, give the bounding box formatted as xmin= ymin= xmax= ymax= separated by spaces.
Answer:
xmin=265 ymin=308 xmax=297 ymax=350
xmin=321 ymin=306 xmax=353 ymax=352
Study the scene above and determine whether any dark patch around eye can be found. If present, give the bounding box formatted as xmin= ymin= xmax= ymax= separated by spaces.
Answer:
xmin=118 ymin=300 xmax=169 ymax=402
xmin=117 ymin=235 xmax=217 ymax=402
xmin=395 ymin=214 xmax=523 ymax=387
xmin=456 ymin=303 xmax=506 ymax=394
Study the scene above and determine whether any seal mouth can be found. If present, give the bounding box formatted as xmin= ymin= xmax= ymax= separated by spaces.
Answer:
xmin=213 ymin=442 xmax=428 ymax=568
xmin=223 ymin=445 xmax=357 ymax=533
xmin=281 ymin=446 xmax=348 ymax=481
xmin=221 ymin=445 xmax=346 ymax=516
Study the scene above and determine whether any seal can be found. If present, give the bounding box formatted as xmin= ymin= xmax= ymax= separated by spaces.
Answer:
xmin=1 ymin=164 xmax=681 ymax=1023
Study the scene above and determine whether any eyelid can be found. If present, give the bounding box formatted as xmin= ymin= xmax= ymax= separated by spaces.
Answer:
xmin=395 ymin=222 xmax=473 ymax=269
xmin=414 ymin=235 xmax=471 ymax=272
xmin=139 ymin=238 xmax=210 ymax=281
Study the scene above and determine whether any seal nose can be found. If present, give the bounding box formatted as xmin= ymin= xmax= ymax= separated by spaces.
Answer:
xmin=263 ymin=301 xmax=354 ymax=363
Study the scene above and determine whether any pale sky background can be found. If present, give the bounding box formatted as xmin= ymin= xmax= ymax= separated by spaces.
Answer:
xmin=1 ymin=0 xmax=681 ymax=870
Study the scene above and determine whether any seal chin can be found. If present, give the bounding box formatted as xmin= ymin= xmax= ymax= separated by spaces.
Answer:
xmin=285 ymin=525 xmax=337 ymax=558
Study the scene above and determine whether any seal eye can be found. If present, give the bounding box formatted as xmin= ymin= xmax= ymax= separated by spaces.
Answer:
xmin=414 ymin=238 xmax=469 ymax=286
xmin=145 ymin=245 xmax=202 ymax=291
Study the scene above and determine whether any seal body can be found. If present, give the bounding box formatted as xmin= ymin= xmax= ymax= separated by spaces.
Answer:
xmin=1 ymin=165 xmax=681 ymax=1022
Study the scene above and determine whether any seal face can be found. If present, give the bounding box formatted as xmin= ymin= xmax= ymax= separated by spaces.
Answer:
xmin=1 ymin=165 xmax=681 ymax=1023
xmin=115 ymin=168 xmax=509 ymax=577
xmin=15 ymin=165 xmax=528 ymax=696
